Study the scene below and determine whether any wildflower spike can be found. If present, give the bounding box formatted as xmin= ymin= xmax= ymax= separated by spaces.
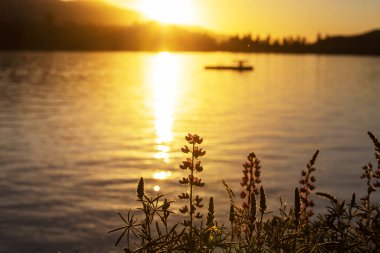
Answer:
xmin=259 ymin=186 xmax=267 ymax=213
xmin=178 ymin=133 xmax=206 ymax=234
xmin=206 ymin=197 xmax=215 ymax=227
xmin=240 ymin=152 xmax=262 ymax=208
xmin=137 ymin=177 xmax=144 ymax=200
xmin=294 ymin=187 xmax=301 ymax=223
xmin=229 ymin=204 xmax=235 ymax=224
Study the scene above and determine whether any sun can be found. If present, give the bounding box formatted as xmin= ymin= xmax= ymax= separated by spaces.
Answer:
xmin=140 ymin=0 xmax=195 ymax=24
xmin=110 ymin=0 xmax=196 ymax=25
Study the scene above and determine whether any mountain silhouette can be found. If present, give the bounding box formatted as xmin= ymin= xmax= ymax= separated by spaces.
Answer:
xmin=0 ymin=0 xmax=379 ymax=55
xmin=0 ymin=0 xmax=143 ymax=25
xmin=312 ymin=30 xmax=380 ymax=55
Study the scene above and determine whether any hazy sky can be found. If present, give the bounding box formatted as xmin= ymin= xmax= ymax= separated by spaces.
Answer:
xmin=109 ymin=0 xmax=380 ymax=40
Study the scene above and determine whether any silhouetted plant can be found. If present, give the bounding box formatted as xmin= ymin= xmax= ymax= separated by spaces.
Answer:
xmin=178 ymin=133 xmax=207 ymax=250
xmin=109 ymin=132 xmax=380 ymax=252
xmin=109 ymin=177 xmax=185 ymax=252
xmin=240 ymin=152 xmax=262 ymax=209
xmin=299 ymin=150 xmax=319 ymax=220
xmin=355 ymin=132 xmax=380 ymax=251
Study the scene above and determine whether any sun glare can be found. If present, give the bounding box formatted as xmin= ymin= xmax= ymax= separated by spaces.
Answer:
xmin=112 ymin=0 xmax=196 ymax=25
xmin=141 ymin=0 xmax=195 ymax=24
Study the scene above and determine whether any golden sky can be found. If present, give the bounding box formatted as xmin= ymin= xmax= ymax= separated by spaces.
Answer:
xmin=107 ymin=0 xmax=380 ymax=40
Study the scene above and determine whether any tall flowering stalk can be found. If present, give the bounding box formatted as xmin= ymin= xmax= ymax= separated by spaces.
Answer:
xmin=366 ymin=132 xmax=380 ymax=190
xmin=240 ymin=152 xmax=262 ymax=209
xmin=178 ymin=134 xmax=206 ymax=234
xmin=229 ymin=152 xmax=265 ymax=251
xmin=206 ymin=197 xmax=215 ymax=228
xmin=255 ymin=186 xmax=267 ymax=251
xmin=298 ymin=150 xmax=319 ymax=220
xmin=360 ymin=132 xmax=380 ymax=228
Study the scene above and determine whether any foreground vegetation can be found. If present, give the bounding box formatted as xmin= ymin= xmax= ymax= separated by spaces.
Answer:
xmin=109 ymin=132 xmax=380 ymax=252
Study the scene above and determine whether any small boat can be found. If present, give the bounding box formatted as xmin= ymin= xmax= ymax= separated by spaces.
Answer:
xmin=205 ymin=61 xmax=253 ymax=71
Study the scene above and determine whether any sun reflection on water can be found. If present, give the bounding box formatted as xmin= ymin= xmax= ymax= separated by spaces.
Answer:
xmin=148 ymin=52 xmax=181 ymax=191
xmin=153 ymin=171 xmax=173 ymax=180
xmin=149 ymin=52 xmax=180 ymax=163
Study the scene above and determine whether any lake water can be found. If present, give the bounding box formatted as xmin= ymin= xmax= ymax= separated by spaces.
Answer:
xmin=1 ymin=52 xmax=380 ymax=252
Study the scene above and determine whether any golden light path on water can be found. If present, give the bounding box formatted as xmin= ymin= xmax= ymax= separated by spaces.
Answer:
xmin=148 ymin=52 xmax=180 ymax=191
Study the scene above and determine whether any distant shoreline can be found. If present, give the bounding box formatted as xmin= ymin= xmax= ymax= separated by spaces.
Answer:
xmin=1 ymin=49 xmax=379 ymax=57
xmin=1 ymin=22 xmax=379 ymax=55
